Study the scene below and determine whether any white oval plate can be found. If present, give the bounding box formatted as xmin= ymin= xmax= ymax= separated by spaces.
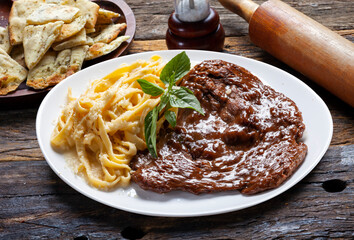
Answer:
xmin=36 ymin=50 xmax=333 ymax=217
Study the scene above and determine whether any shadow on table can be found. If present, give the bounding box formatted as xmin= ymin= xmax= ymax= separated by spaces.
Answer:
xmin=48 ymin=169 xmax=307 ymax=239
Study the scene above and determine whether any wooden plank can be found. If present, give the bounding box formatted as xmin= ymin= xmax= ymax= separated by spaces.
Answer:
xmin=0 ymin=108 xmax=42 ymax=161
xmin=0 ymin=145 xmax=352 ymax=239
xmin=0 ymin=0 xmax=352 ymax=239
xmin=0 ymin=36 xmax=353 ymax=162
xmin=126 ymin=0 xmax=354 ymax=40
xmin=128 ymin=29 xmax=353 ymax=60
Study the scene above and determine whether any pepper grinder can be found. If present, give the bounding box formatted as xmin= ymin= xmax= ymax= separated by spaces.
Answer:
xmin=166 ymin=0 xmax=225 ymax=51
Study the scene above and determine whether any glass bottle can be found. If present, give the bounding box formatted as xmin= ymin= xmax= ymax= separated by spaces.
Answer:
xmin=166 ymin=0 xmax=225 ymax=51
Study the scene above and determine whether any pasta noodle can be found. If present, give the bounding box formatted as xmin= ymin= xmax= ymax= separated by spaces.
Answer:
xmin=51 ymin=55 xmax=166 ymax=189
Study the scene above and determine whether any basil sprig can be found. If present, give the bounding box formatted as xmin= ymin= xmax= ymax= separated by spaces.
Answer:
xmin=137 ymin=51 xmax=204 ymax=158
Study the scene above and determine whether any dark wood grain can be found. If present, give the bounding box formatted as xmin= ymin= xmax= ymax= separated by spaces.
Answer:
xmin=0 ymin=146 xmax=352 ymax=239
xmin=129 ymin=0 xmax=354 ymax=40
xmin=1 ymin=0 xmax=353 ymax=239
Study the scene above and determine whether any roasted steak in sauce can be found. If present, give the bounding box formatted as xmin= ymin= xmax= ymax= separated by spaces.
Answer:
xmin=130 ymin=60 xmax=307 ymax=195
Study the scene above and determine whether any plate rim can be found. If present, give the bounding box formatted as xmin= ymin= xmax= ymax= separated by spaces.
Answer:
xmin=36 ymin=49 xmax=333 ymax=217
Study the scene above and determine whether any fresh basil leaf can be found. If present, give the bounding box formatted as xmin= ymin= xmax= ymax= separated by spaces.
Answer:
xmin=164 ymin=110 xmax=176 ymax=128
xmin=137 ymin=79 xmax=164 ymax=96
xmin=157 ymin=93 xmax=169 ymax=113
xmin=144 ymin=108 xmax=158 ymax=157
xmin=140 ymin=52 xmax=203 ymax=158
xmin=160 ymin=51 xmax=190 ymax=85
xmin=167 ymin=72 xmax=175 ymax=92
xmin=180 ymin=86 xmax=194 ymax=94
xmin=169 ymin=87 xmax=204 ymax=115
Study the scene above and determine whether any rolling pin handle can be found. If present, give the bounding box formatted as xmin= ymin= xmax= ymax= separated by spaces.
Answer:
xmin=218 ymin=0 xmax=259 ymax=22
xmin=218 ymin=0 xmax=354 ymax=106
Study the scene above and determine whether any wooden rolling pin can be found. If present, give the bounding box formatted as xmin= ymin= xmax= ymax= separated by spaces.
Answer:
xmin=218 ymin=0 xmax=354 ymax=107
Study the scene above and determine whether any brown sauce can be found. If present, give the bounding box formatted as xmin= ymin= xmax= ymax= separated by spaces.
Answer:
xmin=130 ymin=60 xmax=307 ymax=195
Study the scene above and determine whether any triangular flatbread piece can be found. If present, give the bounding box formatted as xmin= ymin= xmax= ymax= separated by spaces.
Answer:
xmin=27 ymin=50 xmax=64 ymax=89
xmin=26 ymin=3 xmax=80 ymax=25
xmin=85 ymin=28 xmax=96 ymax=34
xmin=53 ymin=28 xmax=87 ymax=51
xmin=27 ymin=45 xmax=88 ymax=89
xmin=67 ymin=45 xmax=89 ymax=75
xmin=23 ymin=21 xmax=64 ymax=69
xmin=65 ymin=0 xmax=100 ymax=29
xmin=0 ymin=48 xmax=28 ymax=95
xmin=93 ymin=23 xmax=127 ymax=44
xmin=96 ymin=8 xmax=120 ymax=24
xmin=45 ymin=0 xmax=67 ymax=3
xmin=0 ymin=26 xmax=12 ymax=54
xmin=9 ymin=0 xmax=45 ymax=45
xmin=55 ymin=15 xmax=87 ymax=42
xmin=10 ymin=45 xmax=26 ymax=68
xmin=85 ymin=35 xmax=129 ymax=60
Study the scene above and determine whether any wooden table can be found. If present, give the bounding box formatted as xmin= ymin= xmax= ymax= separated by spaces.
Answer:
xmin=1 ymin=0 xmax=353 ymax=239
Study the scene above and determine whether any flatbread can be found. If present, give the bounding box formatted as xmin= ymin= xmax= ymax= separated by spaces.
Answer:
xmin=0 ymin=48 xmax=28 ymax=95
xmin=55 ymin=15 xmax=87 ymax=42
xmin=85 ymin=35 xmax=130 ymax=60
xmin=9 ymin=0 xmax=45 ymax=45
xmin=45 ymin=0 xmax=68 ymax=3
xmin=66 ymin=0 xmax=100 ymax=29
xmin=0 ymin=27 xmax=11 ymax=54
xmin=26 ymin=3 xmax=80 ymax=25
xmin=93 ymin=23 xmax=127 ymax=44
xmin=27 ymin=45 xmax=88 ymax=89
xmin=96 ymin=8 xmax=120 ymax=24
xmin=85 ymin=28 xmax=96 ymax=34
xmin=27 ymin=50 xmax=65 ymax=89
xmin=10 ymin=45 xmax=26 ymax=68
xmin=86 ymin=36 xmax=94 ymax=46
xmin=67 ymin=45 xmax=89 ymax=76
xmin=23 ymin=21 xmax=64 ymax=69
xmin=53 ymin=28 xmax=87 ymax=51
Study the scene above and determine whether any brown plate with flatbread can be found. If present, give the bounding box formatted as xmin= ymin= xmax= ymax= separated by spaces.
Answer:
xmin=0 ymin=0 xmax=136 ymax=108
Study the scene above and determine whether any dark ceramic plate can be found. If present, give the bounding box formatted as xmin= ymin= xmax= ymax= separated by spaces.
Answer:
xmin=0 ymin=0 xmax=136 ymax=107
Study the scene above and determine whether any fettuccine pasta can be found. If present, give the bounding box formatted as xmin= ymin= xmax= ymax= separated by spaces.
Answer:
xmin=51 ymin=55 xmax=166 ymax=189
